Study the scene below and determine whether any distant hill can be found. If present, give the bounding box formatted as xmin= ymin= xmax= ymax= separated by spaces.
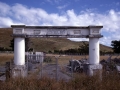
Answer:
xmin=0 ymin=28 xmax=112 ymax=52
xmin=0 ymin=28 xmax=13 ymax=49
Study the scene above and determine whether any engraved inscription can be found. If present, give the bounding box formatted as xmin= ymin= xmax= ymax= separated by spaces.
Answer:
xmin=92 ymin=30 xmax=99 ymax=33
xmin=34 ymin=30 xmax=41 ymax=35
xmin=15 ymin=29 xmax=22 ymax=34
xmin=47 ymin=29 xmax=66 ymax=35
xmin=74 ymin=30 xmax=81 ymax=34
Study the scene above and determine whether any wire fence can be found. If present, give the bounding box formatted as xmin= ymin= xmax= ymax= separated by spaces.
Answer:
xmin=25 ymin=53 xmax=80 ymax=81
xmin=1 ymin=52 xmax=120 ymax=81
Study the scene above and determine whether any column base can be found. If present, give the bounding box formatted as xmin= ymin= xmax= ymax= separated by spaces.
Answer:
xmin=12 ymin=65 xmax=27 ymax=78
xmin=84 ymin=64 xmax=102 ymax=76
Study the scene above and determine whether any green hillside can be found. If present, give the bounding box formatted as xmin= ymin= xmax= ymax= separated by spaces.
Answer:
xmin=0 ymin=28 xmax=112 ymax=52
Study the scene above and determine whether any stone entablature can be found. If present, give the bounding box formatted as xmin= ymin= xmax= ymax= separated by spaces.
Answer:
xmin=11 ymin=25 xmax=103 ymax=38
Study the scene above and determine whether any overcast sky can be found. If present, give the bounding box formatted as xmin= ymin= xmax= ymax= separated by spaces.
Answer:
xmin=0 ymin=0 xmax=120 ymax=46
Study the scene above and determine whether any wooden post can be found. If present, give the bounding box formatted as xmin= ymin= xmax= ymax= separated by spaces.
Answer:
xmin=5 ymin=62 xmax=11 ymax=80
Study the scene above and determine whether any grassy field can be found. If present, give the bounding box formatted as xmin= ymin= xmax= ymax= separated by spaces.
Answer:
xmin=0 ymin=53 xmax=119 ymax=65
xmin=45 ymin=54 xmax=120 ymax=64
xmin=0 ymin=53 xmax=13 ymax=65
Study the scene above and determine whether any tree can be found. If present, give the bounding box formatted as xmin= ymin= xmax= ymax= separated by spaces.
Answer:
xmin=79 ymin=41 xmax=89 ymax=54
xmin=111 ymin=40 xmax=120 ymax=54
xmin=25 ymin=38 xmax=30 ymax=51
xmin=9 ymin=38 xmax=14 ymax=51
xmin=10 ymin=38 xmax=31 ymax=51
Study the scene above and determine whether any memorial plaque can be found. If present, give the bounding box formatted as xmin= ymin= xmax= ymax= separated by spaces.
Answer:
xmin=34 ymin=30 xmax=41 ymax=35
xmin=47 ymin=29 xmax=66 ymax=35
xmin=15 ymin=29 xmax=22 ymax=34
xmin=92 ymin=30 xmax=99 ymax=34
xmin=74 ymin=30 xmax=81 ymax=35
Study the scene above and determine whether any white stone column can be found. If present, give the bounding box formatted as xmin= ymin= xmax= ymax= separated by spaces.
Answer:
xmin=86 ymin=37 xmax=102 ymax=77
xmin=89 ymin=38 xmax=99 ymax=64
xmin=14 ymin=37 xmax=25 ymax=65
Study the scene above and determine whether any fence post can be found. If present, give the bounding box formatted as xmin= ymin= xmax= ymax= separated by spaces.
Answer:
xmin=71 ymin=55 xmax=73 ymax=79
xmin=5 ymin=62 xmax=11 ymax=81
xmin=56 ymin=57 xmax=58 ymax=81
xmin=55 ymin=55 xmax=61 ymax=81
xmin=40 ymin=55 xmax=43 ymax=78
